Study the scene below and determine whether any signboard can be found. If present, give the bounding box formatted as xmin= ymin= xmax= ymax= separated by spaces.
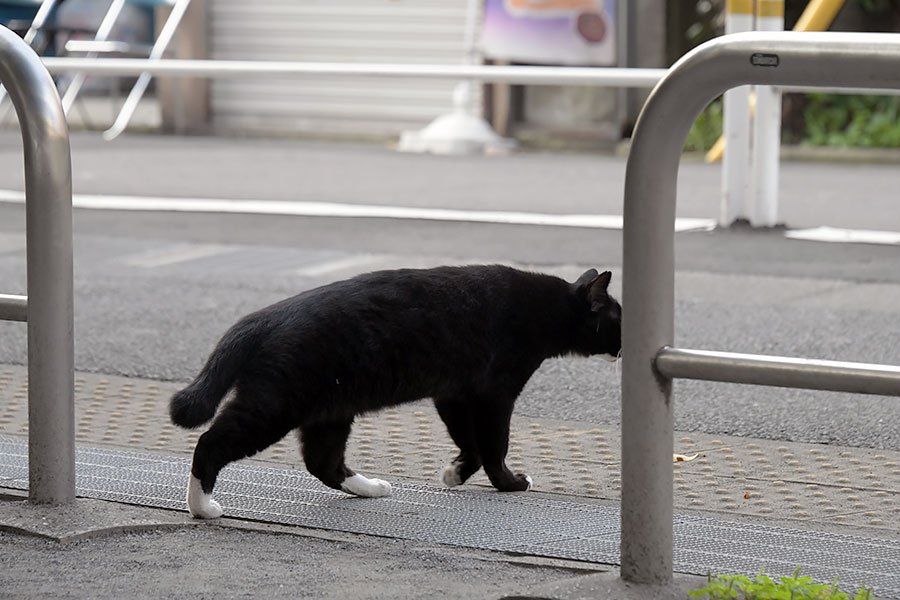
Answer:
xmin=481 ymin=0 xmax=617 ymax=66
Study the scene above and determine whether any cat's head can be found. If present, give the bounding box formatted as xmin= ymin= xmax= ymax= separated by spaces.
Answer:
xmin=570 ymin=269 xmax=621 ymax=361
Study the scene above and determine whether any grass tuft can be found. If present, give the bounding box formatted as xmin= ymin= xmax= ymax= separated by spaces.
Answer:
xmin=688 ymin=566 xmax=874 ymax=599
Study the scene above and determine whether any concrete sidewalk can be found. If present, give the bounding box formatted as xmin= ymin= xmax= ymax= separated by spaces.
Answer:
xmin=1 ymin=363 xmax=898 ymax=599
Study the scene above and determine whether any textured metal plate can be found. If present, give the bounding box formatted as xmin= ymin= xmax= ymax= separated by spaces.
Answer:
xmin=1 ymin=435 xmax=899 ymax=598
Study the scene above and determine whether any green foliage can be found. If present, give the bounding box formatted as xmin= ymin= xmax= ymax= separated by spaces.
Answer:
xmin=683 ymin=93 xmax=900 ymax=150
xmin=685 ymin=98 xmax=723 ymax=152
xmin=855 ymin=0 xmax=892 ymax=13
xmin=802 ymin=93 xmax=900 ymax=148
xmin=687 ymin=567 xmax=874 ymax=600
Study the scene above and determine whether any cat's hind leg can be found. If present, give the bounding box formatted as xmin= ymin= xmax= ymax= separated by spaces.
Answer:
xmin=188 ymin=388 xmax=294 ymax=519
xmin=300 ymin=420 xmax=391 ymax=498
xmin=433 ymin=397 xmax=482 ymax=488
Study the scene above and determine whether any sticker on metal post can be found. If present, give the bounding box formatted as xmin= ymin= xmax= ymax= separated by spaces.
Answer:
xmin=750 ymin=53 xmax=779 ymax=67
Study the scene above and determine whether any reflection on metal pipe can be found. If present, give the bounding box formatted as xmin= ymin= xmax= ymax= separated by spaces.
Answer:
xmin=0 ymin=294 xmax=27 ymax=322
xmin=656 ymin=347 xmax=900 ymax=397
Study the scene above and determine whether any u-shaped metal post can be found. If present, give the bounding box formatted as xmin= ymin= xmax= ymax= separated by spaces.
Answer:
xmin=0 ymin=25 xmax=74 ymax=504
xmin=622 ymin=31 xmax=900 ymax=584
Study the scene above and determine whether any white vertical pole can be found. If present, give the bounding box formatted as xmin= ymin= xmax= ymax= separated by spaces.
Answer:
xmin=751 ymin=0 xmax=784 ymax=227
xmin=720 ymin=0 xmax=755 ymax=226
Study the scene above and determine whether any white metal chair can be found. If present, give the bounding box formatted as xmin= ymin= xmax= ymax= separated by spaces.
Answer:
xmin=1 ymin=0 xmax=192 ymax=138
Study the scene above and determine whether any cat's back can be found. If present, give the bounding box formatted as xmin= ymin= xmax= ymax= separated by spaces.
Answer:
xmin=254 ymin=264 xmax=553 ymax=349
xmin=283 ymin=264 xmax=529 ymax=315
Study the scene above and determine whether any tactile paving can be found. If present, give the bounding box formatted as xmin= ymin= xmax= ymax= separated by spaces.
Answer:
xmin=1 ymin=435 xmax=899 ymax=598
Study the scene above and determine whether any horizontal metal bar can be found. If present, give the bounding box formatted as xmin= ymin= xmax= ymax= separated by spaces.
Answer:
xmin=655 ymin=346 xmax=900 ymax=397
xmin=65 ymin=40 xmax=153 ymax=55
xmin=0 ymin=293 xmax=27 ymax=322
xmin=40 ymin=58 xmax=900 ymax=96
xmin=780 ymin=85 xmax=900 ymax=96
xmin=41 ymin=58 xmax=667 ymax=87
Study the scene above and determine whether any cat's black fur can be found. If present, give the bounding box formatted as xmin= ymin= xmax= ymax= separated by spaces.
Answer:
xmin=170 ymin=264 xmax=621 ymax=515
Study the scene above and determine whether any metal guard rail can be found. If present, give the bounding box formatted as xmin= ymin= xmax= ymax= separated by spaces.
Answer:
xmin=622 ymin=30 xmax=900 ymax=585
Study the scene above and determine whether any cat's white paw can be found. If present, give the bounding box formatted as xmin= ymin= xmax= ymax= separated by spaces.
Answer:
xmin=524 ymin=475 xmax=533 ymax=491
xmin=441 ymin=464 xmax=463 ymax=488
xmin=187 ymin=474 xmax=224 ymax=519
xmin=341 ymin=474 xmax=392 ymax=498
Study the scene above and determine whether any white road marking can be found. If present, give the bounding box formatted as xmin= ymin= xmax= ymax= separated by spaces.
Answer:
xmin=8 ymin=188 xmax=897 ymax=244
xmin=294 ymin=254 xmax=383 ymax=277
xmin=0 ymin=189 xmax=715 ymax=232
xmin=785 ymin=226 xmax=900 ymax=246
xmin=123 ymin=243 xmax=237 ymax=268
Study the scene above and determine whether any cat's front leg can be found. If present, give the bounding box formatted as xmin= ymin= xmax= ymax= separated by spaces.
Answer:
xmin=484 ymin=466 xmax=533 ymax=492
xmin=441 ymin=451 xmax=482 ymax=487
xmin=340 ymin=473 xmax=392 ymax=498
xmin=434 ymin=398 xmax=484 ymax=488
xmin=473 ymin=401 xmax=533 ymax=493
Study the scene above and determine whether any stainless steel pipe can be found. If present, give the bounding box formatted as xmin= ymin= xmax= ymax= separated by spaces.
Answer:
xmin=656 ymin=347 xmax=900 ymax=397
xmin=0 ymin=25 xmax=74 ymax=504
xmin=0 ymin=294 xmax=27 ymax=322
xmin=40 ymin=57 xmax=668 ymax=87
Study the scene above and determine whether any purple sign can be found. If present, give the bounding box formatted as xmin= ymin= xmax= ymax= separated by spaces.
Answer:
xmin=481 ymin=0 xmax=617 ymax=66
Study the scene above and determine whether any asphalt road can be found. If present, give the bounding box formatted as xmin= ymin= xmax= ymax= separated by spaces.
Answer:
xmin=0 ymin=132 xmax=898 ymax=451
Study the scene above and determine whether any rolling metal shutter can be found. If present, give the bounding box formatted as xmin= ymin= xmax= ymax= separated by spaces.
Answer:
xmin=209 ymin=0 xmax=479 ymax=138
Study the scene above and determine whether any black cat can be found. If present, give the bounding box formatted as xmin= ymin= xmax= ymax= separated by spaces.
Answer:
xmin=170 ymin=264 xmax=621 ymax=519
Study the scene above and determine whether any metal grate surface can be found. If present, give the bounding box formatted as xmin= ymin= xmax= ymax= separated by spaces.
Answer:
xmin=2 ymin=436 xmax=899 ymax=598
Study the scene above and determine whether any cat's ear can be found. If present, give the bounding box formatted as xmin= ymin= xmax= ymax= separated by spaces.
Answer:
xmin=588 ymin=271 xmax=612 ymax=310
xmin=592 ymin=270 xmax=612 ymax=293
xmin=573 ymin=268 xmax=600 ymax=289
xmin=572 ymin=269 xmax=612 ymax=312
xmin=573 ymin=269 xmax=612 ymax=310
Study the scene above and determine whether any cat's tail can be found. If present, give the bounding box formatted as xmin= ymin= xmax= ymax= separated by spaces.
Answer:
xmin=170 ymin=316 xmax=264 ymax=429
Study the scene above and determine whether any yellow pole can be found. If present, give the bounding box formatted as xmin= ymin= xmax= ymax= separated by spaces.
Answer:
xmin=704 ymin=0 xmax=846 ymax=162
xmin=794 ymin=0 xmax=846 ymax=31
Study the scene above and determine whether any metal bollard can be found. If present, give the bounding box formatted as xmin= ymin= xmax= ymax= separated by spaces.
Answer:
xmin=0 ymin=25 xmax=74 ymax=504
